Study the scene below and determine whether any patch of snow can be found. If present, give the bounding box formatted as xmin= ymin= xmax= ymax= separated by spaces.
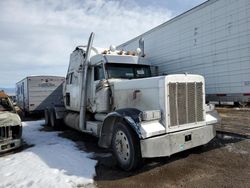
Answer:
xmin=0 ymin=120 xmax=97 ymax=188
xmin=222 ymin=135 xmax=234 ymax=140
xmin=225 ymin=144 xmax=248 ymax=155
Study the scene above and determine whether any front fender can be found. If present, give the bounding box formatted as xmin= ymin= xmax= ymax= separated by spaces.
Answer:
xmin=98 ymin=108 xmax=142 ymax=148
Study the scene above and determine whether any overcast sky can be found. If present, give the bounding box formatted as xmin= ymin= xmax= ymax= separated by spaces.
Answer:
xmin=0 ymin=0 xmax=206 ymax=88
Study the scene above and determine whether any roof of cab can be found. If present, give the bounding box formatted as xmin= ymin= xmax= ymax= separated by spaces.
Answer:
xmin=90 ymin=54 xmax=139 ymax=66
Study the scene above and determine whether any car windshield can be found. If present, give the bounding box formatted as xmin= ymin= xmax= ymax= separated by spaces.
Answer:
xmin=0 ymin=98 xmax=14 ymax=111
xmin=105 ymin=63 xmax=151 ymax=79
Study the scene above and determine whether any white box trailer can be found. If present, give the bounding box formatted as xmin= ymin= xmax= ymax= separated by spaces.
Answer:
xmin=16 ymin=76 xmax=65 ymax=115
xmin=118 ymin=0 xmax=250 ymax=104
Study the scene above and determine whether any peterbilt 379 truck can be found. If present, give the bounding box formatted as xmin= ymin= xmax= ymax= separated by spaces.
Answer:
xmin=45 ymin=33 xmax=219 ymax=171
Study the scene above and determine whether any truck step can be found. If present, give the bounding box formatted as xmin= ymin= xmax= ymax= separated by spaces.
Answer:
xmin=86 ymin=121 xmax=102 ymax=136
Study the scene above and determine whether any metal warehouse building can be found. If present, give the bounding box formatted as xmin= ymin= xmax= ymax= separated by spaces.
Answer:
xmin=118 ymin=0 xmax=250 ymax=104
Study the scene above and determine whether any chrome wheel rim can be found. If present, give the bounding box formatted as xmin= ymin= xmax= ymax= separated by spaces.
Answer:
xmin=115 ymin=130 xmax=130 ymax=162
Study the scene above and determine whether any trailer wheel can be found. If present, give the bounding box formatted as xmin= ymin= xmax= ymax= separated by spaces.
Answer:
xmin=49 ymin=109 xmax=59 ymax=129
xmin=239 ymin=102 xmax=248 ymax=108
xmin=44 ymin=109 xmax=51 ymax=127
xmin=111 ymin=121 xmax=141 ymax=171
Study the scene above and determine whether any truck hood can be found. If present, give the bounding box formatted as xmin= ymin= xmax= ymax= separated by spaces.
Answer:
xmin=0 ymin=111 xmax=21 ymax=127
xmin=113 ymin=76 xmax=166 ymax=115
xmin=113 ymin=74 xmax=208 ymax=134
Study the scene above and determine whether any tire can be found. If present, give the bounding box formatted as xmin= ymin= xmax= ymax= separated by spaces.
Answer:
xmin=44 ymin=109 xmax=51 ymax=127
xmin=49 ymin=109 xmax=59 ymax=129
xmin=111 ymin=121 xmax=141 ymax=171
xmin=239 ymin=102 xmax=248 ymax=108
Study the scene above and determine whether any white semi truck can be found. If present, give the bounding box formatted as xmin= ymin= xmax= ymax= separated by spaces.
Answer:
xmin=45 ymin=33 xmax=219 ymax=171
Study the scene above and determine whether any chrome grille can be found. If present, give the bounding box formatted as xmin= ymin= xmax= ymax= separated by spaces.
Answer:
xmin=196 ymin=83 xmax=204 ymax=122
xmin=0 ymin=126 xmax=12 ymax=141
xmin=177 ymin=83 xmax=187 ymax=125
xmin=187 ymin=83 xmax=195 ymax=123
xmin=169 ymin=82 xmax=204 ymax=127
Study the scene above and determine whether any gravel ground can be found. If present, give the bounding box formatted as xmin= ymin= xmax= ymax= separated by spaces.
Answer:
xmin=93 ymin=133 xmax=249 ymax=188
xmin=18 ymin=107 xmax=244 ymax=187
xmin=216 ymin=107 xmax=250 ymax=138
xmin=2 ymin=107 xmax=249 ymax=187
xmin=53 ymin=107 xmax=250 ymax=188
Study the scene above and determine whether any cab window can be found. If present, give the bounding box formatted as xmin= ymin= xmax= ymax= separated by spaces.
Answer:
xmin=94 ymin=65 xmax=105 ymax=81
xmin=66 ymin=72 xmax=73 ymax=84
xmin=0 ymin=97 xmax=13 ymax=111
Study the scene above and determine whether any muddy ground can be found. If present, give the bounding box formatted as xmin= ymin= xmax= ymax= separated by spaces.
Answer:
xmin=48 ymin=108 xmax=250 ymax=188
xmin=216 ymin=107 xmax=250 ymax=137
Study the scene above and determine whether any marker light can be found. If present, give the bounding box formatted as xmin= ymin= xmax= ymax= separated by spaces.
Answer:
xmin=110 ymin=45 xmax=116 ymax=52
xmin=136 ymin=48 xmax=142 ymax=55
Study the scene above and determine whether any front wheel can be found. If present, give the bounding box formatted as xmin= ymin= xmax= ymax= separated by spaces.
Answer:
xmin=111 ymin=121 xmax=141 ymax=171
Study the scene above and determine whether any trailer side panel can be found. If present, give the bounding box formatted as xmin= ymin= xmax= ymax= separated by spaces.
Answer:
xmin=118 ymin=0 xmax=250 ymax=103
xmin=16 ymin=76 xmax=65 ymax=113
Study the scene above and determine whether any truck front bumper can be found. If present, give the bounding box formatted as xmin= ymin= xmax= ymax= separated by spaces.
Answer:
xmin=140 ymin=124 xmax=215 ymax=158
xmin=0 ymin=139 xmax=22 ymax=153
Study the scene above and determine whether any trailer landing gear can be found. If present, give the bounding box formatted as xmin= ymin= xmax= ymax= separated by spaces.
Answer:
xmin=44 ymin=108 xmax=61 ymax=130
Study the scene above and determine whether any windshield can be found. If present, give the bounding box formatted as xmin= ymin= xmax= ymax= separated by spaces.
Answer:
xmin=105 ymin=63 xmax=151 ymax=79
xmin=0 ymin=97 xmax=14 ymax=112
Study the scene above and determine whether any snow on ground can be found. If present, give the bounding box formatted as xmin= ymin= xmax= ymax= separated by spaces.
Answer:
xmin=0 ymin=120 xmax=97 ymax=188
xmin=225 ymin=143 xmax=249 ymax=155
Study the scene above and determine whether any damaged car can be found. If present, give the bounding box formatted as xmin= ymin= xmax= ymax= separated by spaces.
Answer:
xmin=0 ymin=91 xmax=22 ymax=153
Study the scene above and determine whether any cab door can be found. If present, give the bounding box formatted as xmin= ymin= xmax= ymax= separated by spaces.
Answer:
xmin=65 ymin=71 xmax=81 ymax=111
xmin=92 ymin=63 xmax=110 ymax=113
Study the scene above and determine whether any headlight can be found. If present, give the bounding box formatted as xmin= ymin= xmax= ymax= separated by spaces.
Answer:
xmin=141 ymin=110 xmax=161 ymax=121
